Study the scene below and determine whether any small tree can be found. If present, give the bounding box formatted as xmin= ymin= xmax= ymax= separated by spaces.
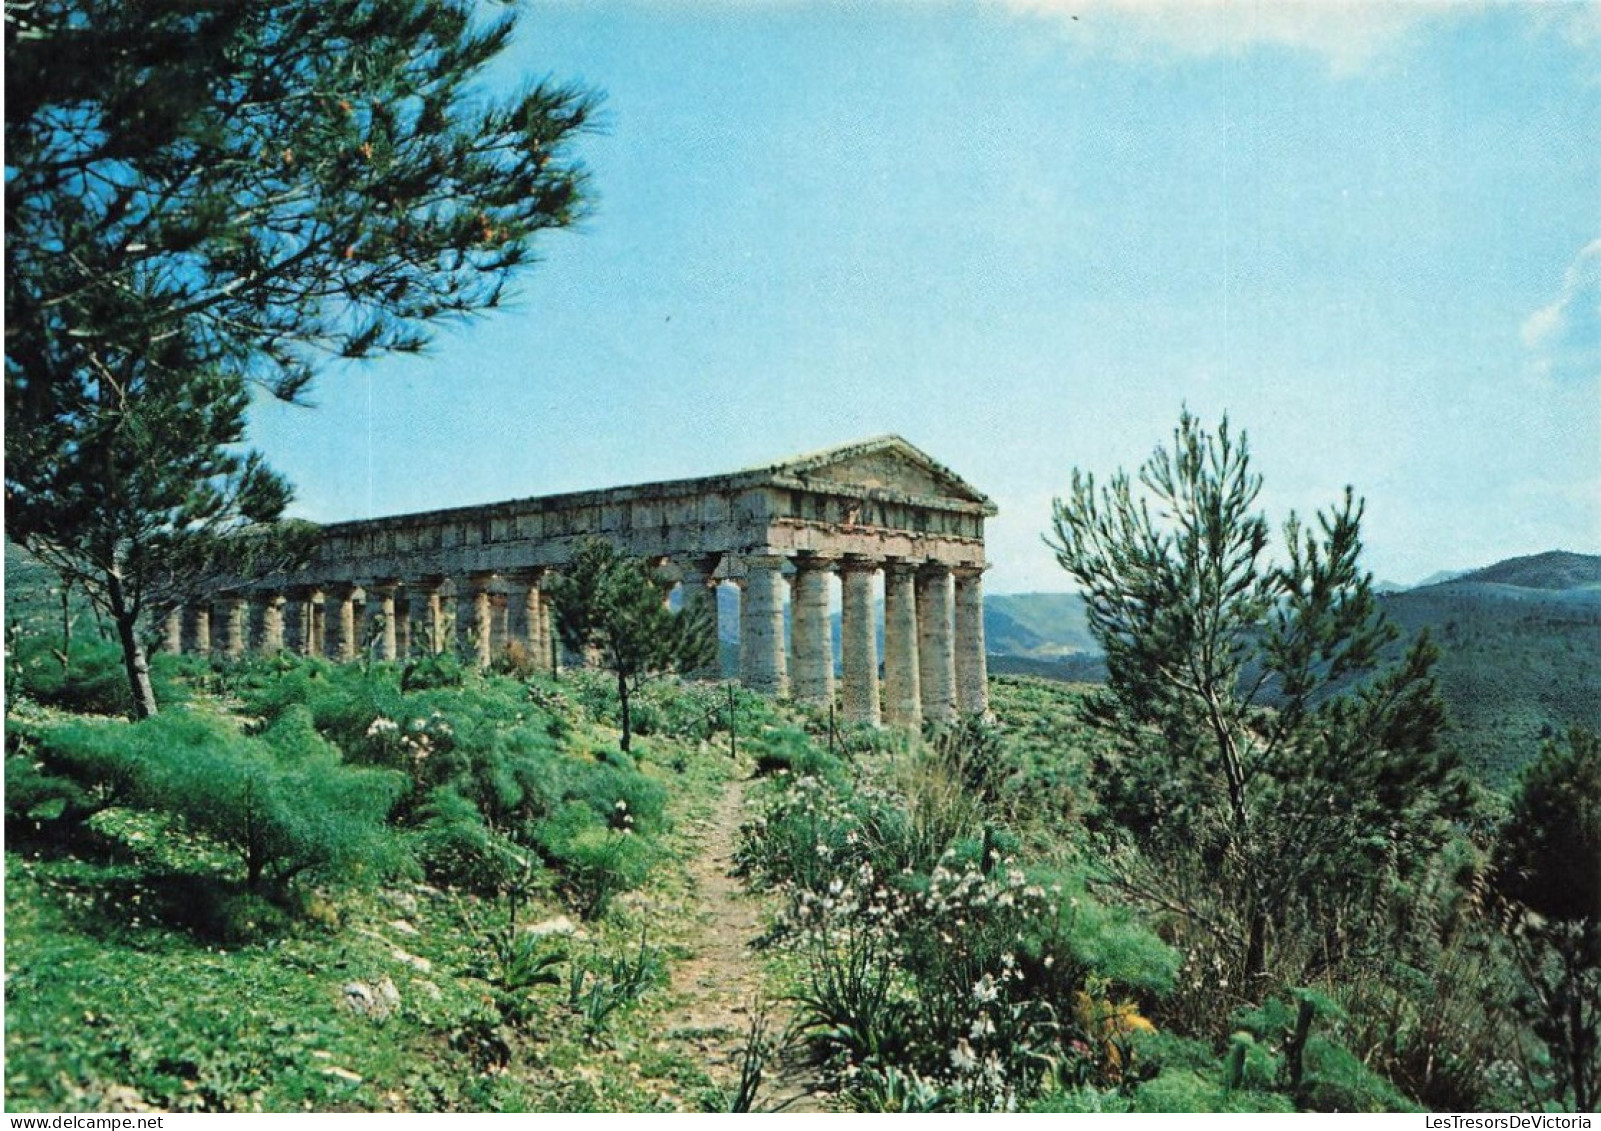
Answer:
xmin=548 ymin=539 xmax=716 ymax=752
xmin=7 ymin=335 xmax=318 ymax=718
xmin=1047 ymin=411 xmax=1470 ymax=992
xmin=1495 ymin=729 xmax=1601 ymax=1112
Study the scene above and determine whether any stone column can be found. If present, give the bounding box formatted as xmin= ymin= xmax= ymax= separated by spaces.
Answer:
xmin=369 ymin=582 xmax=399 ymax=661
xmin=489 ymin=588 xmax=510 ymax=659
xmin=882 ymin=561 xmax=922 ymax=727
xmin=543 ymin=570 xmax=564 ymax=673
xmin=677 ymin=556 xmax=722 ymax=680
xmin=839 ymin=558 xmax=881 ymax=726
xmin=502 ymin=569 xmax=536 ymax=665
xmin=739 ymin=555 xmax=788 ymax=696
xmin=162 ymin=609 xmax=183 ymax=656
xmin=332 ymin=585 xmax=360 ymax=662
xmin=221 ymin=597 xmax=247 ymax=659
xmin=454 ymin=578 xmax=474 ymax=661
xmin=528 ymin=573 xmax=554 ymax=674
xmin=190 ymin=604 xmax=212 ymax=656
xmin=917 ymin=564 xmax=957 ymax=724
xmin=306 ymin=590 xmax=326 ymax=657
xmin=284 ymin=593 xmax=306 ymax=655
xmin=953 ymin=566 xmax=990 ymax=716
xmin=259 ymin=594 xmax=285 ymax=653
xmin=394 ymin=586 xmax=412 ymax=658
xmin=285 ymin=591 xmax=309 ymax=655
xmin=462 ymin=572 xmax=495 ymax=669
xmin=413 ymin=579 xmax=447 ymax=655
xmin=789 ymin=555 xmax=835 ymax=706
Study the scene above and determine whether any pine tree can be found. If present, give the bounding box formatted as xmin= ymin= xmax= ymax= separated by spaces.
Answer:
xmin=1495 ymin=729 xmax=1601 ymax=1112
xmin=7 ymin=323 xmax=316 ymax=718
xmin=6 ymin=0 xmax=597 ymax=716
xmin=1047 ymin=411 xmax=1471 ymax=993
xmin=548 ymin=540 xmax=717 ymax=753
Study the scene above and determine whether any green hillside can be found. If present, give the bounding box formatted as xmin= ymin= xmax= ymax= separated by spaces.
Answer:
xmin=982 ymin=592 xmax=1096 ymax=658
xmin=1379 ymin=578 xmax=1601 ymax=786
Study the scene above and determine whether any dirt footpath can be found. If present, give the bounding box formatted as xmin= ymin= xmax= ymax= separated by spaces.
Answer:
xmin=664 ymin=775 xmax=824 ymax=1112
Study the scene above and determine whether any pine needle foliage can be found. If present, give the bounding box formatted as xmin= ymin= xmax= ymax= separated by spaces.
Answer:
xmin=1494 ymin=728 xmax=1601 ymax=1112
xmin=1047 ymin=411 xmax=1473 ymax=993
xmin=547 ymin=539 xmax=717 ymax=752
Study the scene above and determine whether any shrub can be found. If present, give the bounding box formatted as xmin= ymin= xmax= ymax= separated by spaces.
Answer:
xmin=412 ymin=786 xmax=533 ymax=894
xmin=750 ymin=726 xmax=846 ymax=781
xmin=7 ymin=714 xmax=147 ymax=825
xmin=7 ymin=632 xmax=195 ymax=717
xmin=631 ymin=680 xmax=730 ymax=744
xmin=138 ymin=710 xmax=411 ymax=889
xmin=4 ymin=752 xmax=83 ymax=825
xmin=927 ymin=715 xmax=1013 ymax=806
xmin=1231 ymin=993 xmax=1419 ymax=1112
xmin=1493 ymin=728 xmax=1601 ymax=1112
xmin=401 ymin=652 xmax=468 ymax=691
xmin=736 ymin=774 xmax=867 ymax=895
xmin=554 ymin=756 xmax=667 ymax=833
xmin=535 ymin=801 xmax=655 ymax=917
xmin=739 ymin=724 xmax=1187 ymax=1111
xmin=856 ymin=757 xmax=983 ymax=878
xmin=13 ymin=708 xmax=409 ymax=890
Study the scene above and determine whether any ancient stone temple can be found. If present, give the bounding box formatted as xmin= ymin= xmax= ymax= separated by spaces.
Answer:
xmin=173 ymin=436 xmax=996 ymax=725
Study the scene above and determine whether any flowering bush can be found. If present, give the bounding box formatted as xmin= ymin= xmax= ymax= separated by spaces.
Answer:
xmin=776 ymin=853 xmax=1084 ymax=1110
xmin=743 ymin=755 xmax=1179 ymax=1111
xmin=361 ymin=710 xmax=454 ymax=781
xmin=736 ymin=773 xmax=868 ymax=894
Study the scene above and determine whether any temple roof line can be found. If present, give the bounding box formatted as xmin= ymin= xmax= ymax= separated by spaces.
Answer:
xmin=318 ymin=434 xmax=996 ymax=535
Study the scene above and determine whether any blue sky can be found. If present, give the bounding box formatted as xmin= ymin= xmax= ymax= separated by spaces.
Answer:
xmin=250 ymin=0 xmax=1601 ymax=593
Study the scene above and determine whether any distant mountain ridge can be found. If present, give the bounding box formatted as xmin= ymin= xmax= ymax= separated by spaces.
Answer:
xmin=1436 ymin=550 xmax=1601 ymax=592
xmin=983 ymin=592 xmax=1098 ymax=658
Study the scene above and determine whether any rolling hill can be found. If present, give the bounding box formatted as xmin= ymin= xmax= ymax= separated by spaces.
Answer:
xmin=1377 ymin=551 xmax=1601 ymax=783
xmin=1447 ymin=549 xmax=1601 ymax=592
xmin=982 ymin=592 xmax=1098 ymax=658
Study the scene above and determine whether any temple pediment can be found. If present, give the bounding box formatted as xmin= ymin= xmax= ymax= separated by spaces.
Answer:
xmin=756 ymin=435 xmax=996 ymax=512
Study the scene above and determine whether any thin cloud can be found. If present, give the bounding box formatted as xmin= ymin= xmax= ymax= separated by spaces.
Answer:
xmin=1523 ymin=239 xmax=1601 ymax=385
xmin=996 ymin=0 xmax=1474 ymax=72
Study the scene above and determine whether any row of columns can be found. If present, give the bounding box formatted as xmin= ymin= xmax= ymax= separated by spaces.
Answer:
xmin=725 ymin=555 xmax=987 ymax=727
xmin=163 ymin=570 xmax=557 ymax=671
xmin=171 ymin=554 xmax=989 ymax=728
